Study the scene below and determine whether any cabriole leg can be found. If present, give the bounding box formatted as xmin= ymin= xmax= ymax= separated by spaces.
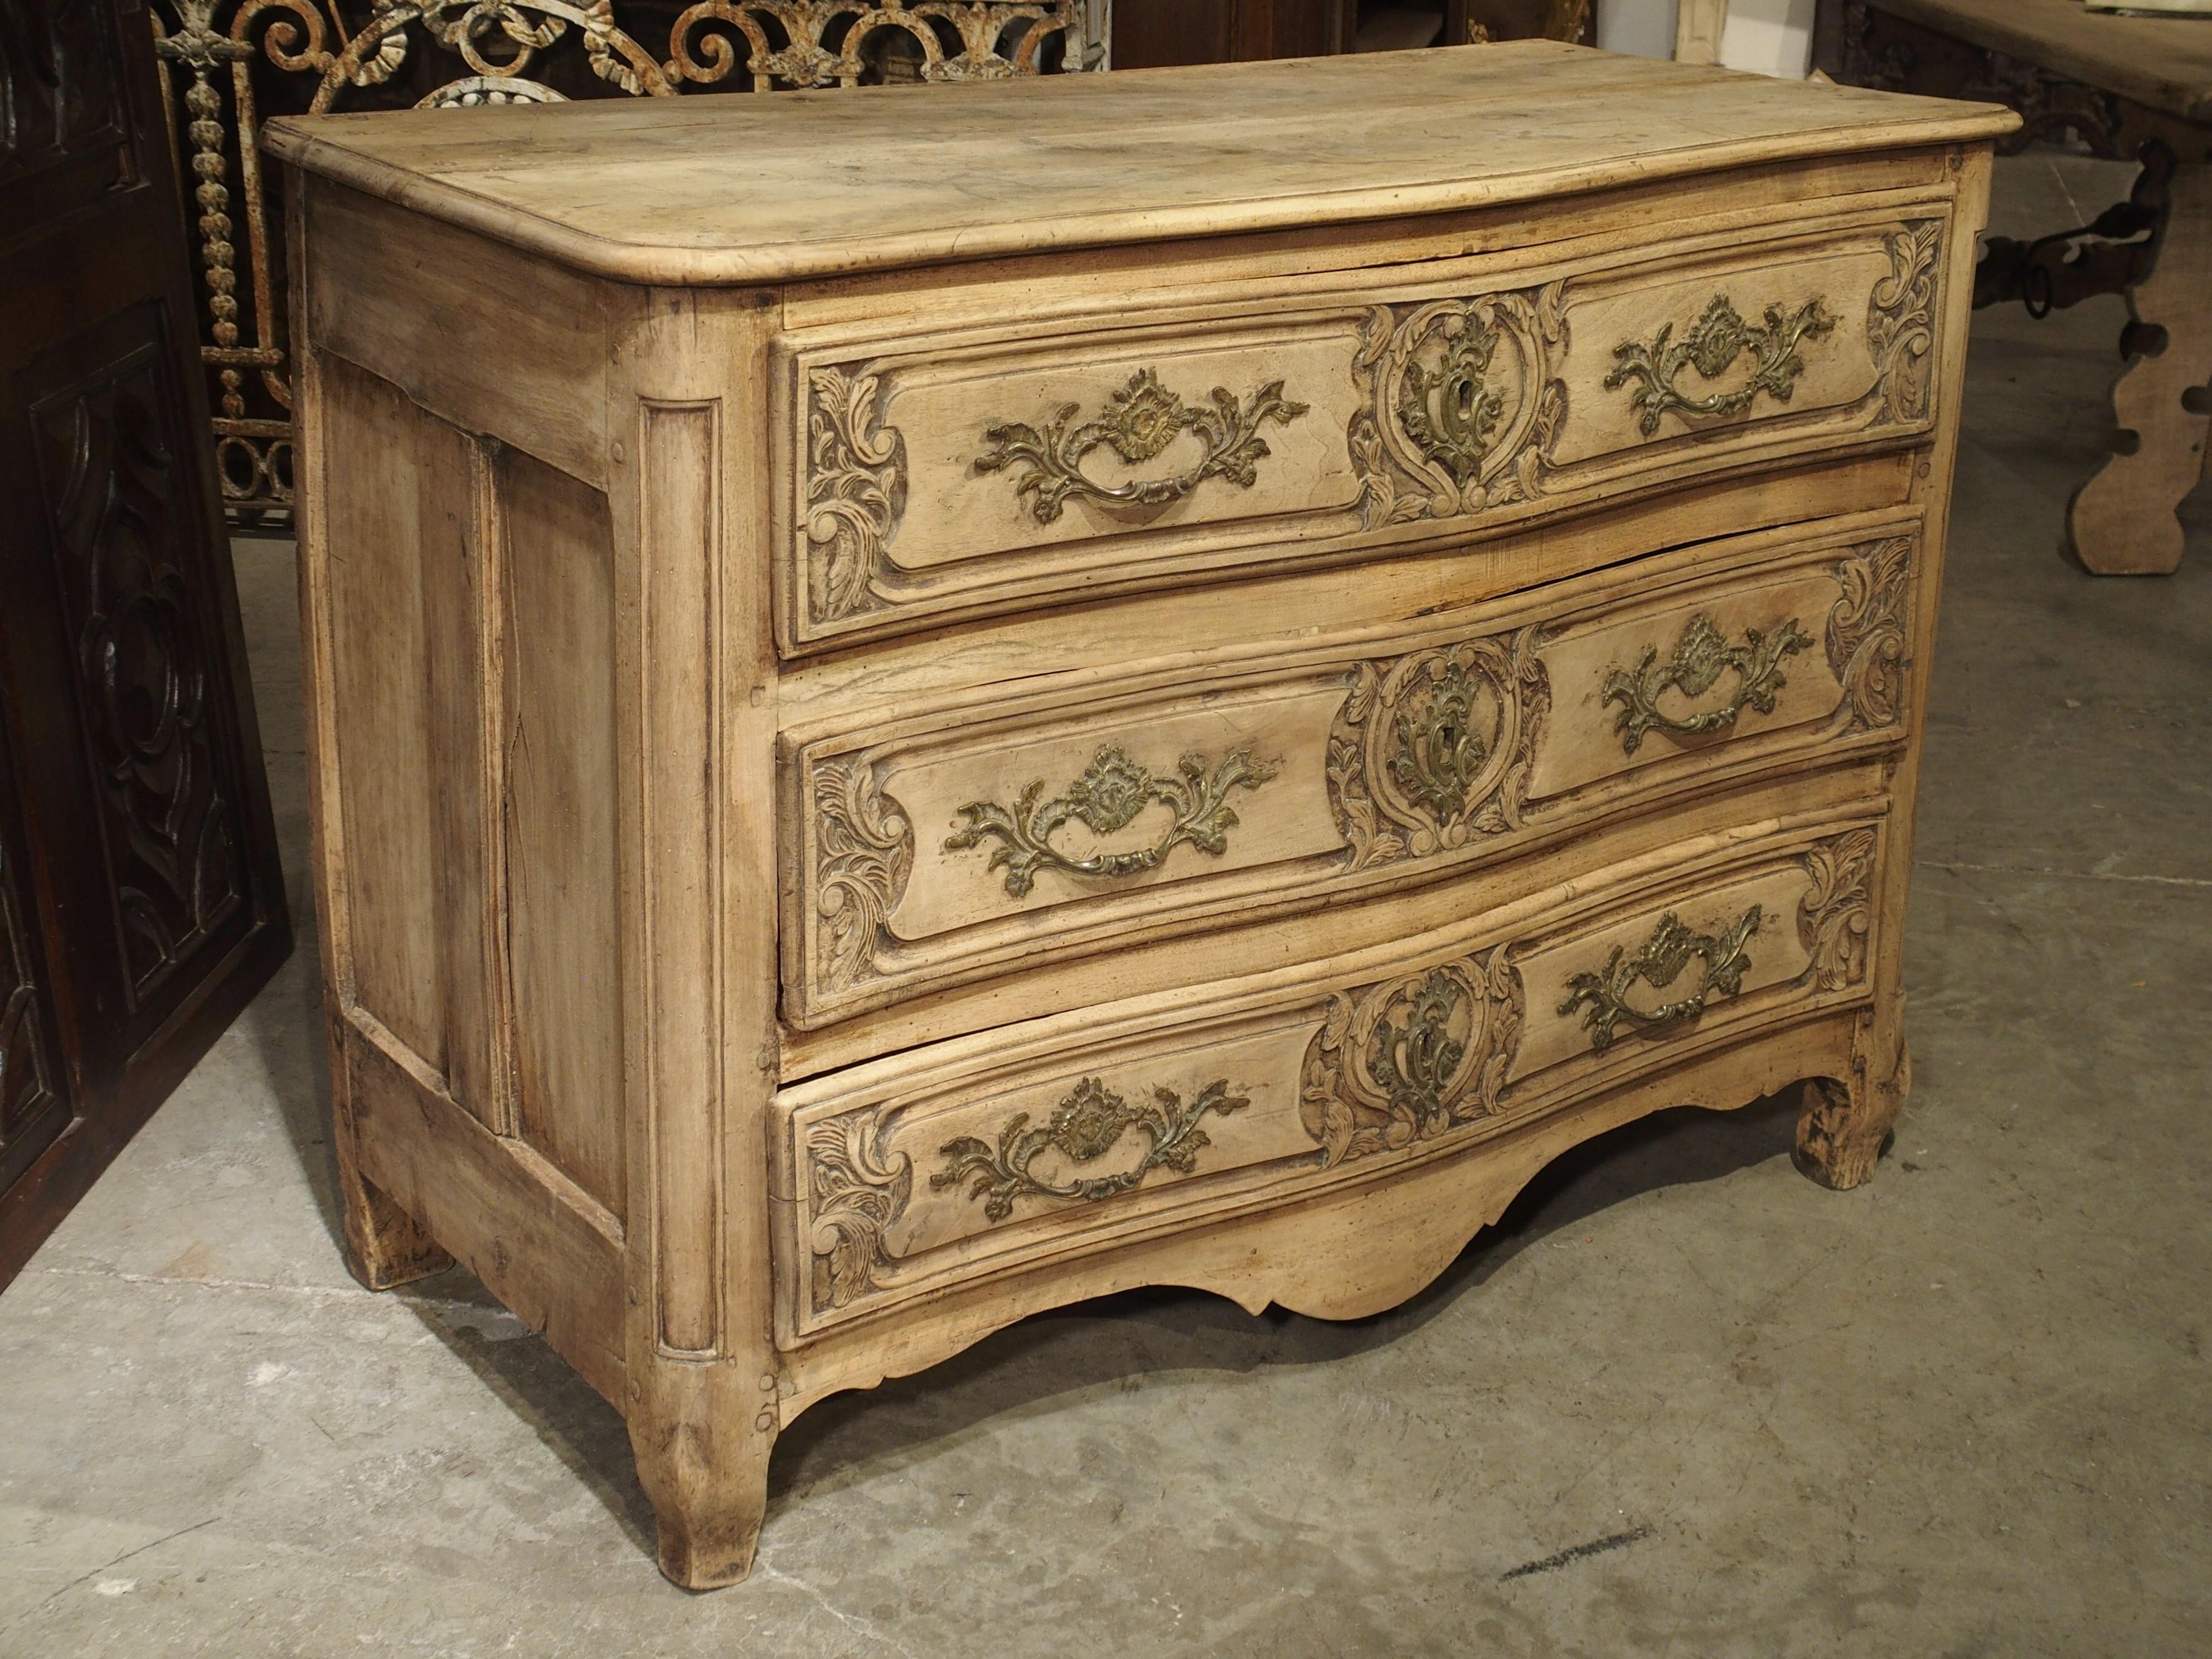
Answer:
xmin=1793 ymin=1015 xmax=1912 ymax=1192
xmin=629 ymin=1361 xmax=778 ymax=1590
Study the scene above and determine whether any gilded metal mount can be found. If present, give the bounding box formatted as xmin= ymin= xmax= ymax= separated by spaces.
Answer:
xmin=973 ymin=368 xmax=1308 ymax=524
xmin=1602 ymin=614 xmax=1814 ymax=755
xmin=1558 ymin=905 xmax=1764 ymax=1052
xmin=945 ymin=745 xmax=1279 ymax=899
xmin=1607 ymin=295 xmax=1838 ymax=436
xmin=1398 ymin=309 xmax=1506 ymax=485
xmin=932 ymin=1077 xmax=1250 ymax=1222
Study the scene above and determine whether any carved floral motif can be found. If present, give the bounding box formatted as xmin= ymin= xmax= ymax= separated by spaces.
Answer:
xmin=35 ymin=356 xmax=244 ymax=1002
xmin=801 ymin=825 xmax=1884 ymax=1308
xmin=1798 ymin=828 xmax=1878 ymax=992
xmin=1869 ymin=222 xmax=1943 ymax=425
xmin=806 ymin=1109 xmax=913 ymax=1313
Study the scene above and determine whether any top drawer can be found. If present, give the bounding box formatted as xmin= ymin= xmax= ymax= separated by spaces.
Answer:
xmin=775 ymin=204 xmax=1950 ymax=652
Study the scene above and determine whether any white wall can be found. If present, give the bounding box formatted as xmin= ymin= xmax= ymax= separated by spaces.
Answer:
xmin=1597 ymin=0 xmax=1813 ymax=79
xmin=1718 ymin=0 xmax=1815 ymax=79
xmin=1596 ymin=0 xmax=1679 ymax=60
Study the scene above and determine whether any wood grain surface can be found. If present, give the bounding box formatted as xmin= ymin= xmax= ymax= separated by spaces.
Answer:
xmin=285 ymin=64 xmax=1999 ymax=1588
xmin=263 ymin=42 xmax=2011 ymax=284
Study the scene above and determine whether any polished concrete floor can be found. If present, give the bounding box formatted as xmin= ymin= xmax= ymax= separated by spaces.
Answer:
xmin=3 ymin=153 xmax=2208 ymax=1658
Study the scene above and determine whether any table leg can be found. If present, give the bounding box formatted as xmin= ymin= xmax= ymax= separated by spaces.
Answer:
xmin=2069 ymin=161 xmax=2212 ymax=576
xmin=1793 ymin=1012 xmax=1910 ymax=1192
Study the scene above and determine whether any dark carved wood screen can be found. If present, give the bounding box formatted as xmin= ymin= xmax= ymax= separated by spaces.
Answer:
xmin=147 ymin=1 xmax=1110 ymax=531
xmin=1 ymin=0 xmax=291 ymax=1287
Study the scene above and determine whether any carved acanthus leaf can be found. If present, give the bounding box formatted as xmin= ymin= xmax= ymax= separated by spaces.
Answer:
xmin=812 ymin=758 xmax=913 ymax=993
xmin=1826 ymin=536 xmax=1913 ymax=733
xmin=1870 ymin=222 xmax=1943 ymax=424
xmin=1798 ymin=828 xmax=1879 ymax=991
xmin=803 ymin=366 xmax=906 ymax=624
xmin=807 ymin=1109 xmax=913 ymax=1313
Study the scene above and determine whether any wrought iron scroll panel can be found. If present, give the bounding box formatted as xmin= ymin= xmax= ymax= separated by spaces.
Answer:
xmin=147 ymin=1 xmax=1111 ymax=529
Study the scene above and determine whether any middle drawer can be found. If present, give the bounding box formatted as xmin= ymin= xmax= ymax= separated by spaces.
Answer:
xmin=780 ymin=510 xmax=1916 ymax=1028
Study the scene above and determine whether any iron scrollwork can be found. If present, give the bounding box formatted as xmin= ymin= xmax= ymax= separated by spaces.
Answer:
xmin=1602 ymin=614 xmax=1815 ymax=756
xmin=1299 ymin=948 xmax=1525 ymax=1168
xmin=932 ymin=1076 xmax=1249 ymax=1222
xmin=149 ymin=1 xmax=1105 ymax=528
xmin=1607 ymin=294 xmax=1839 ymax=436
xmin=944 ymin=744 xmax=1279 ymax=899
xmin=973 ymin=368 xmax=1308 ymax=525
xmin=1558 ymin=905 xmax=1763 ymax=1052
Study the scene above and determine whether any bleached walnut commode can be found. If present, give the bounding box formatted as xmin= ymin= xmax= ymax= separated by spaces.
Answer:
xmin=268 ymin=46 xmax=2014 ymax=1588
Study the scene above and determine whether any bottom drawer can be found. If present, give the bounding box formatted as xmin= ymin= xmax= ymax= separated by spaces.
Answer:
xmin=773 ymin=809 xmax=1884 ymax=1346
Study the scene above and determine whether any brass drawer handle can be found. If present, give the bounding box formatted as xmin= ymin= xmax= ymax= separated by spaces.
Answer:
xmin=1558 ymin=905 xmax=1763 ymax=1052
xmin=973 ymin=367 xmax=1308 ymax=524
xmin=1607 ymin=294 xmax=1837 ymax=436
xmin=1602 ymin=614 xmax=1813 ymax=755
xmin=933 ymin=1076 xmax=1250 ymax=1221
xmin=945 ymin=744 xmax=1278 ymax=899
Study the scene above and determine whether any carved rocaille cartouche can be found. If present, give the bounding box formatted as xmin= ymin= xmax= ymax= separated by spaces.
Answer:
xmin=274 ymin=47 xmax=2007 ymax=1585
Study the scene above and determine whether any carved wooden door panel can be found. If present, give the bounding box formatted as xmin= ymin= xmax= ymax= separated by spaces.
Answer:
xmin=0 ymin=0 xmax=290 ymax=1286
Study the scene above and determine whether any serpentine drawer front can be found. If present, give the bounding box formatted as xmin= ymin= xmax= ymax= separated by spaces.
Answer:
xmin=780 ymin=208 xmax=1947 ymax=649
xmin=273 ymin=43 xmax=2010 ymax=1587
xmin=783 ymin=513 xmax=1917 ymax=1025
xmin=776 ymin=812 xmax=1885 ymax=1341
